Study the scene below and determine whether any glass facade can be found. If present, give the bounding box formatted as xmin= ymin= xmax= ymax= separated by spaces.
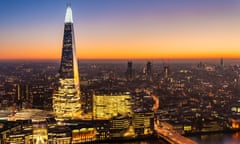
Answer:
xmin=53 ymin=6 xmax=81 ymax=119
xmin=93 ymin=94 xmax=133 ymax=120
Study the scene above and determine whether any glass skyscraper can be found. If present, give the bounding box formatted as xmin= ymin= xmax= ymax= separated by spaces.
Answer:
xmin=52 ymin=6 xmax=81 ymax=119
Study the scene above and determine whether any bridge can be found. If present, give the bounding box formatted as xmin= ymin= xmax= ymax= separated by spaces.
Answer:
xmin=155 ymin=122 xmax=197 ymax=144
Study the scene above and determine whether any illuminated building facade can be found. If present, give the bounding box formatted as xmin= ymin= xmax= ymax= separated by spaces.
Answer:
xmin=3 ymin=121 xmax=32 ymax=144
xmin=16 ymin=84 xmax=29 ymax=109
xmin=48 ymin=126 xmax=71 ymax=144
xmin=230 ymin=100 xmax=240 ymax=129
xmin=93 ymin=93 xmax=133 ymax=120
xmin=110 ymin=115 xmax=131 ymax=138
xmin=231 ymin=101 xmax=240 ymax=115
xmin=94 ymin=120 xmax=111 ymax=140
xmin=133 ymin=112 xmax=154 ymax=136
xmin=32 ymin=123 xmax=48 ymax=144
xmin=5 ymin=131 xmax=32 ymax=144
xmin=52 ymin=6 xmax=81 ymax=119
xmin=72 ymin=128 xmax=96 ymax=143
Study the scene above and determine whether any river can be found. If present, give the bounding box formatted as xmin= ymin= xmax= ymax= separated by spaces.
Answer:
xmin=110 ymin=132 xmax=240 ymax=144
xmin=188 ymin=132 xmax=240 ymax=144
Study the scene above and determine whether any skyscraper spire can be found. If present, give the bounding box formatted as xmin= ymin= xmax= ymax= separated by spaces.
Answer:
xmin=65 ymin=6 xmax=73 ymax=23
xmin=53 ymin=6 xmax=81 ymax=119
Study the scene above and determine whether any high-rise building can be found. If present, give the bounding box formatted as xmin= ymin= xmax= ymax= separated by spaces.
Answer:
xmin=16 ymin=84 xmax=29 ymax=109
xmin=126 ymin=61 xmax=133 ymax=81
xmin=53 ymin=6 xmax=81 ymax=119
xmin=164 ymin=65 xmax=169 ymax=79
xmin=93 ymin=93 xmax=133 ymax=120
xmin=30 ymin=83 xmax=49 ymax=110
xmin=146 ymin=61 xmax=152 ymax=81
xmin=220 ymin=58 xmax=224 ymax=68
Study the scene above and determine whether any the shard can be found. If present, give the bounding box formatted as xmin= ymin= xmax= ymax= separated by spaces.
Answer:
xmin=53 ymin=6 xmax=81 ymax=119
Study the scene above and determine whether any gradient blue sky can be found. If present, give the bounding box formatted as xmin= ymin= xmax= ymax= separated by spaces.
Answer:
xmin=1 ymin=0 xmax=240 ymax=59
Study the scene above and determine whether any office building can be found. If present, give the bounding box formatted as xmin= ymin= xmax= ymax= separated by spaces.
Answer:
xmin=133 ymin=112 xmax=154 ymax=136
xmin=52 ymin=6 xmax=82 ymax=119
xmin=110 ymin=115 xmax=132 ymax=138
xmin=146 ymin=61 xmax=152 ymax=81
xmin=93 ymin=93 xmax=133 ymax=120
xmin=126 ymin=61 xmax=133 ymax=81
xmin=16 ymin=84 xmax=29 ymax=109
xmin=164 ymin=66 xmax=169 ymax=79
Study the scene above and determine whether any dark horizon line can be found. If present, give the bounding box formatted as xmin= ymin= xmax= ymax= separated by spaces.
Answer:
xmin=0 ymin=57 xmax=240 ymax=61
xmin=1 ymin=58 xmax=240 ymax=64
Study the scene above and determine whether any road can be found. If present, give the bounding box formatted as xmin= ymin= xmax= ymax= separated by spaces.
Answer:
xmin=155 ymin=122 xmax=197 ymax=144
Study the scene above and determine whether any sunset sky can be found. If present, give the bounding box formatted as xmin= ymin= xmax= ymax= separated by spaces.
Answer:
xmin=1 ymin=0 xmax=240 ymax=60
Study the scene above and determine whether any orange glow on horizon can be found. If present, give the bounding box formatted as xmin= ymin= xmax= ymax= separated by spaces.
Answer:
xmin=1 ymin=29 xmax=240 ymax=60
xmin=1 ymin=52 xmax=240 ymax=60
xmin=3 ymin=43 xmax=235 ymax=60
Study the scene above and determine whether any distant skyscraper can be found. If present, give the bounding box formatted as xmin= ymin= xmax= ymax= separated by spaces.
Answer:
xmin=126 ymin=61 xmax=133 ymax=81
xmin=53 ymin=6 xmax=81 ymax=119
xmin=220 ymin=58 xmax=224 ymax=68
xmin=164 ymin=65 xmax=169 ymax=79
xmin=16 ymin=84 xmax=29 ymax=109
xmin=146 ymin=61 xmax=152 ymax=81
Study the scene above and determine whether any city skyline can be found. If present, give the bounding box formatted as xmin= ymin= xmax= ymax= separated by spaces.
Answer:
xmin=1 ymin=2 xmax=240 ymax=143
xmin=1 ymin=0 xmax=240 ymax=60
